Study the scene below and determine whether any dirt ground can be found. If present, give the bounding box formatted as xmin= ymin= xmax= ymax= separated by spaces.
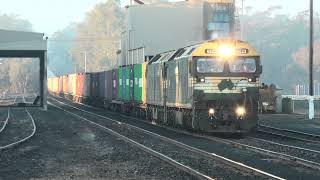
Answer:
xmin=0 ymin=105 xmax=193 ymax=180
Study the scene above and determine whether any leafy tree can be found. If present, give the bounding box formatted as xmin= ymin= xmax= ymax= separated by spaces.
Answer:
xmin=71 ymin=0 xmax=124 ymax=73
xmin=0 ymin=14 xmax=33 ymax=31
xmin=48 ymin=24 xmax=76 ymax=76
xmin=242 ymin=10 xmax=320 ymax=94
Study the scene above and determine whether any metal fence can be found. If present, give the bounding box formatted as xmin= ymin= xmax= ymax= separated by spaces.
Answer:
xmin=295 ymin=83 xmax=320 ymax=95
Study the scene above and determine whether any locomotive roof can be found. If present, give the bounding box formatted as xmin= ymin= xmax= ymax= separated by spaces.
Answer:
xmin=149 ymin=39 xmax=259 ymax=64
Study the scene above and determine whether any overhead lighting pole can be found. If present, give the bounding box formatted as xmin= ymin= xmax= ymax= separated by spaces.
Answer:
xmin=309 ymin=0 xmax=314 ymax=120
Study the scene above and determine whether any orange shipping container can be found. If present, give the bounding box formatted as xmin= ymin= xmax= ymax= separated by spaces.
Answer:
xmin=68 ymin=74 xmax=77 ymax=95
xmin=63 ymin=75 xmax=68 ymax=94
xmin=47 ymin=78 xmax=52 ymax=92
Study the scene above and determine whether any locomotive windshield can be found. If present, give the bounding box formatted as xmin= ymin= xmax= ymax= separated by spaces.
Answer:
xmin=196 ymin=58 xmax=224 ymax=73
xmin=229 ymin=58 xmax=256 ymax=73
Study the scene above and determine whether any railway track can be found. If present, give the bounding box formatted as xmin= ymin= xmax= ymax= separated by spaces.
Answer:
xmin=50 ymin=96 xmax=320 ymax=173
xmin=0 ymin=96 xmax=17 ymax=134
xmin=0 ymin=96 xmax=37 ymax=151
xmin=49 ymin=97 xmax=283 ymax=180
xmin=258 ymin=124 xmax=320 ymax=143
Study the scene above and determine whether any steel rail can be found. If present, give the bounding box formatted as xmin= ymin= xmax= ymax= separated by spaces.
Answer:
xmin=48 ymin=102 xmax=215 ymax=180
xmin=0 ymin=109 xmax=10 ymax=134
xmin=50 ymin=96 xmax=320 ymax=171
xmin=49 ymin=97 xmax=285 ymax=180
xmin=0 ymin=96 xmax=18 ymax=134
xmin=257 ymin=129 xmax=319 ymax=143
xmin=0 ymin=108 xmax=37 ymax=151
xmin=259 ymin=124 xmax=320 ymax=139
xmin=248 ymin=137 xmax=320 ymax=155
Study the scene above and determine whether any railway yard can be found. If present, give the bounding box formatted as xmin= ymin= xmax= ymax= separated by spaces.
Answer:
xmin=0 ymin=95 xmax=319 ymax=179
xmin=1 ymin=1 xmax=320 ymax=179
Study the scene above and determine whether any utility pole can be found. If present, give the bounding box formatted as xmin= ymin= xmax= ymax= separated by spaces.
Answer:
xmin=309 ymin=0 xmax=314 ymax=120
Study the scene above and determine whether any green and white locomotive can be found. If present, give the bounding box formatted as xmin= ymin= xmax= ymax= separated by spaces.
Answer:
xmin=146 ymin=39 xmax=262 ymax=133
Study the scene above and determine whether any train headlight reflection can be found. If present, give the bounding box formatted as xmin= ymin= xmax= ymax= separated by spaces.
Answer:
xmin=209 ymin=108 xmax=215 ymax=116
xmin=218 ymin=45 xmax=234 ymax=58
xmin=236 ymin=107 xmax=246 ymax=117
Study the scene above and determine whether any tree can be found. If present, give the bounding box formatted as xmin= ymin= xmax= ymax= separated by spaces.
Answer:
xmin=242 ymin=10 xmax=320 ymax=93
xmin=0 ymin=14 xmax=32 ymax=31
xmin=71 ymin=0 xmax=124 ymax=73
xmin=48 ymin=24 xmax=76 ymax=76
xmin=292 ymin=41 xmax=320 ymax=82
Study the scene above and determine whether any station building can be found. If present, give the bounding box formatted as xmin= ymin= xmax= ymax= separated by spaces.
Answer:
xmin=118 ymin=0 xmax=236 ymax=66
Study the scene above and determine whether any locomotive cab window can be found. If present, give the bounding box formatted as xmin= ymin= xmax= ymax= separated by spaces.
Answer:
xmin=196 ymin=57 xmax=224 ymax=73
xmin=229 ymin=58 xmax=257 ymax=73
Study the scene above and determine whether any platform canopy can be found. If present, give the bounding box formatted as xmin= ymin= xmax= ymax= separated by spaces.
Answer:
xmin=0 ymin=29 xmax=48 ymax=110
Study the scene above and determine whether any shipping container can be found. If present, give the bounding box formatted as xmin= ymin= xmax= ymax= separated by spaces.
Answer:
xmin=76 ymin=73 xmax=84 ymax=97
xmin=84 ymin=73 xmax=91 ymax=98
xmin=106 ymin=70 xmax=113 ymax=100
xmin=118 ymin=67 xmax=126 ymax=100
xmin=124 ymin=66 xmax=130 ymax=101
xmin=63 ymin=75 xmax=68 ymax=94
xmin=133 ymin=63 xmax=146 ymax=103
xmin=53 ymin=77 xmax=59 ymax=94
xmin=58 ymin=76 xmax=63 ymax=94
xmin=129 ymin=65 xmax=134 ymax=101
xmin=90 ymin=72 xmax=100 ymax=98
xmin=98 ymin=71 xmax=107 ymax=98
xmin=68 ymin=74 xmax=77 ymax=96
xmin=47 ymin=78 xmax=51 ymax=92
xmin=112 ymin=69 xmax=118 ymax=100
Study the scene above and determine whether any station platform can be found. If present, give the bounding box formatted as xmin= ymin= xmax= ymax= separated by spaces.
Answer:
xmin=259 ymin=113 xmax=320 ymax=135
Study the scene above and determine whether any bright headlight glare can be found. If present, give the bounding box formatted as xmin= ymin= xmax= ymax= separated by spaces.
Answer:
xmin=218 ymin=45 xmax=234 ymax=57
xmin=236 ymin=107 xmax=246 ymax=116
xmin=209 ymin=108 xmax=215 ymax=115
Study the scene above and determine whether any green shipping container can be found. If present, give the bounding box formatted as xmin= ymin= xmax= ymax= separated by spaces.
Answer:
xmin=134 ymin=63 xmax=146 ymax=103
xmin=125 ymin=66 xmax=130 ymax=101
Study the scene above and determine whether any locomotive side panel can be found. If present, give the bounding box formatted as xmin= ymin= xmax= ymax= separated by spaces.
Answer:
xmin=178 ymin=58 xmax=192 ymax=107
xmin=146 ymin=64 xmax=155 ymax=104
xmin=166 ymin=60 xmax=177 ymax=107
xmin=154 ymin=63 xmax=164 ymax=106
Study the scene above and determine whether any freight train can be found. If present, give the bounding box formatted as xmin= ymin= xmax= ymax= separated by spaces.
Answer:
xmin=48 ymin=39 xmax=262 ymax=134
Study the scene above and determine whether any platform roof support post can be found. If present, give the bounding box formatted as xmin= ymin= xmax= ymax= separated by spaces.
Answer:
xmin=40 ymin=51 xmax=47 ymax=110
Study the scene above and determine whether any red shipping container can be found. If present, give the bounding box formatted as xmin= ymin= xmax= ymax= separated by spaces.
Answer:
xmin=76 ymin=73 xmax=85 ymax=97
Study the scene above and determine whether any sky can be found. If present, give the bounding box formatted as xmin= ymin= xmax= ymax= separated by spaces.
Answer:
xmin=0 ymin=0 xmax=319 ymax=36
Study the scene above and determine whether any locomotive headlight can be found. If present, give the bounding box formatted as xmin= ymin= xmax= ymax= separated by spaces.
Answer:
xmin=236 ymin=106 xmax=246 ymax=116
xmin=209 ymin=108 xmax=215 ymax=115
xmin=218 ymin=45 xmax=234 ymax=58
